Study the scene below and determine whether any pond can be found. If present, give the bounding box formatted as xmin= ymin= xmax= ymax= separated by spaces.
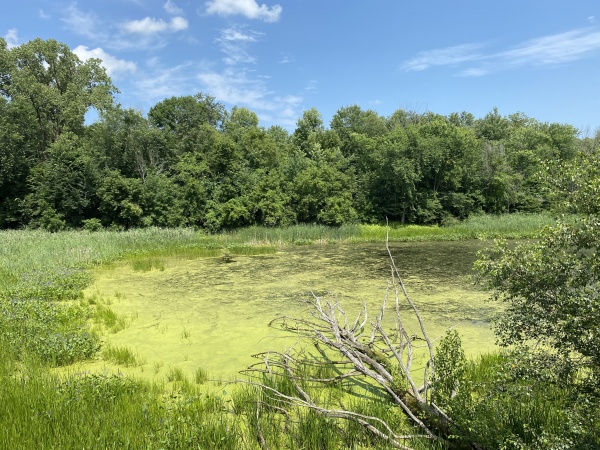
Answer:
xmin=80 ymin=241 xmax=499 ymax=382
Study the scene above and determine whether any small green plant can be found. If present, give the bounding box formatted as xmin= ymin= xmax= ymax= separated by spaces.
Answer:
xmin=93 ymin=304 xmax=127 ymax=333
xmin=166 ymin=366 xmax=186 ymax=383
xmin=103 ymin=345 xmax=142 ymax=367
xmin=433 ymin=329 xmax=467 ymax=408
xmin=195 ymin=367 xmax=209 ymax=384
xmin=82 ymin=218 xmax=103 ymax=232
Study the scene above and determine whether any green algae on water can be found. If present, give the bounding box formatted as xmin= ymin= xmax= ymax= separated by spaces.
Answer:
xmin=82 ymin=241 xmax=498 ymax=382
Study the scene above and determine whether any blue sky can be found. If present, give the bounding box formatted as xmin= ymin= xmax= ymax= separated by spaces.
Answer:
xmin=2 ymin=1 xmax=600 ymax=131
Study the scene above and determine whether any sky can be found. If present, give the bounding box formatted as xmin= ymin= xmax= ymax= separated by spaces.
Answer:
xmin=2 ymin=0 xmax=600 ymax=132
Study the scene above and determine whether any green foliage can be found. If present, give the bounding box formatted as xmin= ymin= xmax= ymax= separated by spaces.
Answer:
xmin=433 ymin=330 xmax=467 ymax=408
xmin=476 ymin=216 xmax=600 ymax=373
xmin=0 ymin=38 xmax=116 ymax=157
xmin=471 ymin=217 xmax=600 ymax=448
xmin=0 ymin=298 xmax=98 ymax=365
xmin=443 ymin=352 xmax=600 ymax=449
xmin=82 ymin=217 xmax=103 ymax=231
xmin=0 ymin=40 xmax=587 ymax=231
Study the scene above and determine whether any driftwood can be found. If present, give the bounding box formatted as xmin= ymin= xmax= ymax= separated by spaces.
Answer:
xmin=241 ymin=233 xmax=455 ymax=449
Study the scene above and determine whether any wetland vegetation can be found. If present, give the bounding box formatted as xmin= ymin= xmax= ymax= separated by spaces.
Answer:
xmin=1 ymin=214 xmax=599 ymax=449
xmin=2 ymin=36 xmax=600 ymax=448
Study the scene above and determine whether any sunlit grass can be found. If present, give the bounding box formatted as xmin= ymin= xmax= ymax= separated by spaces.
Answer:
xmin=103 ymin=345 xmax=144 ymax=367
xmin=92 ymin=303 xmax=127 ymax=333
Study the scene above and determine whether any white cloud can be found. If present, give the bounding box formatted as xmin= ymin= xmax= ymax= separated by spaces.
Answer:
xmin=205 ymin=0 xmax=282 ymax=23
xmin=197 ymin=67 xmax=303 ymax=127
xmin=4 ymin=28 xmax=18 ymax=49
xmin=278 ymin=54 xmax=294 ymax=64
xmin=497 ymin=28 xmax=600 ymax=66
xmin=39 ymin=9 xmax=51 ymax=20
xmin=61 ymin=4 xmax=104 ymax=41
xmin=216 ymin=27 xmax=260 ymax=65
xmin=122 ymin=16 xmax=188 ymax=34
xmin=170 ymin=16 xmax=189 ymax=31
xmin=400 ymin=43 xmax=484 ymax=72
xmin=588 ymin=16 xmax=596 ymax=25
xmin=458 ymin=68 xmax=488 ymax=77
xmin=304 ymin=79 xmax=318 ymax=92
xmin=401 ymin=27 xmax=600 ymax=76
xmin=221 ymin=27 xmax=258 ymax=42
xmin=164 ymin=0 xmax=183 ymax=15
xmin=132 ymin=61 xmax=196 ymax=103
xmin=73 ymin=45 xmax=137 ymax=78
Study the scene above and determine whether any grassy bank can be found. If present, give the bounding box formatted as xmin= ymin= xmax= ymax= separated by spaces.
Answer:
xmin=223 ymin=211 xmax=564 ymax=245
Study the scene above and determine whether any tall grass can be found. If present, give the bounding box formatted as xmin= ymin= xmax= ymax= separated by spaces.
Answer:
xmin=358 ymin=212 xmax=569 ymax=242
xmin=0 ymin=345 xmax=244 ymax=450
xmin=0 ymin=213 xmax=559 ymax=293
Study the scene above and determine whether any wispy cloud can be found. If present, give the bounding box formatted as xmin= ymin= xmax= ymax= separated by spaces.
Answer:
xmin=3 ymin=28 xmax=18 ymax=48
xmin=304 ymin=79 xmax=318 ymax=92
xmin=164 ymin=0 xmax=183 ymax=15
xmin=497 ymin=28 xmax=600 ymax=66
xmin=122 ymin=16 xmax=188 ymax=35
xmin=278 ymin=53 xmax=294 ymax=64
xmin=205 ymin=0 xmax=282 ymax=23
xmin=61 ymin=4 xmax=187 ymax=51
xmin=215 ymin=26 xmax=261 ymax=65
xmin=131 ymin=60 xmax=197 ymax=104
xmin=400 ymin=43 xmax=485 ymax=72
xmin=61 ymin=4 xmax=106 ymax=41
xmin=73 ymin=45 xmax=137 ymax=78
xmin=401 ymin=27 xmax=600 ymax=76
xmin=198 ymin=67 xmax=303 ymax=127
xmin=39 ymin=9 xmax=51 ymax=20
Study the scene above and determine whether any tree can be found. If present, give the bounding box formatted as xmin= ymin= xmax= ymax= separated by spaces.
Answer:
xmin=330 ymin=104 xmax=387 ymax=158
xmin=476 ymin=216 xmax=600 ymax=379
xmin=22 ymin=133 xmax=101 ymax=229
xmin=474 ymin=107 xmax=511 ymax=142
xmin=0 ymin=97 xmax=38 ymax=227
xmin=368 ymin=128 xmax=419 ymax=223
xmin=0 ymin=38 xmax=116 ymax=159
xmin=292 ymin=107 xmax=325 ymax=157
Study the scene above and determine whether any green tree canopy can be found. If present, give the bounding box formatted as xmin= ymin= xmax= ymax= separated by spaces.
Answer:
xmin=0 ymin=38 xmax=116 ymax=159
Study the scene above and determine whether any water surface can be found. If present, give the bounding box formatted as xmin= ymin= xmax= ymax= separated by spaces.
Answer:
xmin=81 ymin=241 xmax=498 ymax=381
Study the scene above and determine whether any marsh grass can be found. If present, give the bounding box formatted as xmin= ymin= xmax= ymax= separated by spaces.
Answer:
xmin=166 ymin=366 xmax=187 ymax=383
xmin=103 ymin=345 xmax=144 ymax=367
xmin=0 ymin=214 xmax=572 ymax=449
xmin=130 ymin=257 xmax=166 ymax=272
xmin=358 ymin=212 xmax=569 ymax=242
xmin=194 ymin=366 xmax=209 ymax=384
xmin=92 ymin=303 xmax=127 ymax=333
xmin=0 ymin=346 xmax=243 ymax=450
xmin=444 ymin=352 xmax=587 ymax=449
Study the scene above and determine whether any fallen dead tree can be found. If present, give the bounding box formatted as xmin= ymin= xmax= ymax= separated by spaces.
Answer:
xmin=240 ymin=234 xmax=466 ymax=450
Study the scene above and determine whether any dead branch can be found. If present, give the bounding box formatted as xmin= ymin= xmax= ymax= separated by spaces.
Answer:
xmin=241 ymin=232 xmax=455 ymax=449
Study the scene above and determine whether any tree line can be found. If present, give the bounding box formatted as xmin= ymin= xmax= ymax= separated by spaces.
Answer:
xmin=1 ymin=38 xmax=598 ymax=231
